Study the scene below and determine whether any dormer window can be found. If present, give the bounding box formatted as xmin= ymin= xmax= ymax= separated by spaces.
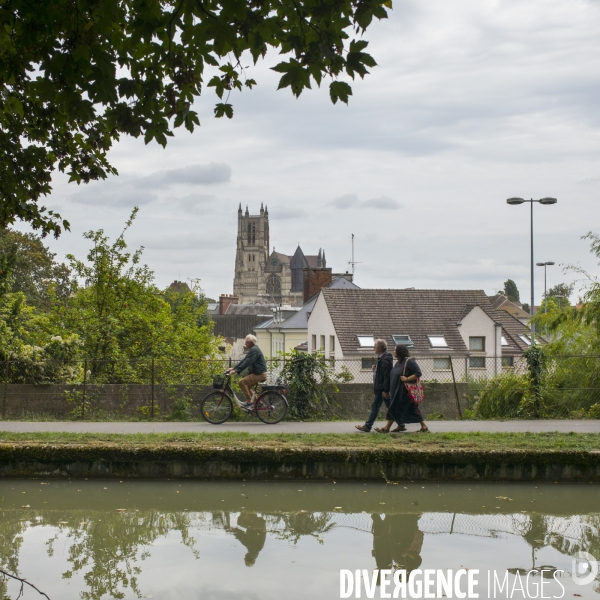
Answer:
xmin=357 ymin=336 xmax=375 ymax=348
xmin=428 ymin=335 xmax=448 ymax=348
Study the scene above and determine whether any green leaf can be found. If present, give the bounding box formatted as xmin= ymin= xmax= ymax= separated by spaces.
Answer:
xmin=329 ymin=81 xmax=353 ymax=105
xmin=214 ymin=103 xmax=234 ymax=119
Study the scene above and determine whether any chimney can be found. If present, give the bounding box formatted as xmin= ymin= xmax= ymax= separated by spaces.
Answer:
xmin=219 ymin=293 xmax=239 ymax=315
xmin=303 ymin=267 xmax=333 ymax=303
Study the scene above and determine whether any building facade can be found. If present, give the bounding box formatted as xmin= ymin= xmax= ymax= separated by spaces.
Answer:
xmin=232 ymin=204 xmax=325 ymax=305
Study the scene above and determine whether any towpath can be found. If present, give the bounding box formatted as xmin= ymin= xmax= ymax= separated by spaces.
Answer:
xmin=0 ymin=420 xmax=599 ymax=434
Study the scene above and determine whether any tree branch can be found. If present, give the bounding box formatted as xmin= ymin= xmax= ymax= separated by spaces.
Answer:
xmin=0 ymin=568 xmax=51 ymax=599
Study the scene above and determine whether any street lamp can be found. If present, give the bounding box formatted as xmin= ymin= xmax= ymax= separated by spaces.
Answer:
xmin=536 ymin=262 xmax=555 ymax=313
xmin=506 ymin=197 xmax=558 ymax=343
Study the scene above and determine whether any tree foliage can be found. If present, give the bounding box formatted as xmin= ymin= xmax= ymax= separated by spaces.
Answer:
xmin=0 ymin=0 xmax=389 ymax=236
xmin=502 ymin=278 xmax=520 ymax=303
xmin=545 ymin=282 xmax=575 ymax=302
xmin=0 ymin=209 xmax=222 ymax=385
xmin=0 ymin=227 xmax=71 ymax=308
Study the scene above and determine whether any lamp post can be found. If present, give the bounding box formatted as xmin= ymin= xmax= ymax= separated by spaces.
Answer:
xmin=536 ymin=261 xmax=555 ymax=313
xmin=506 ymin=197 xmax=557 ymax=344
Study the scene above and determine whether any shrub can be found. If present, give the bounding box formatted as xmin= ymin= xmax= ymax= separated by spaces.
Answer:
xmin=473 ymin=373 xmax=529 ymax=419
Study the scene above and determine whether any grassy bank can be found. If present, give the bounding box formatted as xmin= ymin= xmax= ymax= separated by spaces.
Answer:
xmin=1 ymin=431 xmax=599 ymax=452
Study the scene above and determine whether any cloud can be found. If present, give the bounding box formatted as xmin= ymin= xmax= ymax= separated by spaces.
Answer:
xmin=65 ymin=164 xmax=231 ymax=208
xmin=138 ymin=163 xmax=232 ymax=188
xmin=329 ymin=194 xmax=359 ymax=209
xmin=269 ymin=206 xmax=307 ymax=219
xmin=362 ymin=195 xmax=401 ymax=209
xmin=176 ymin=194 xmax=217 ymax=214
xmin=330 ymin=194 xmax=401 ymax=210
xmin=578 ymin=177 xmax=600 ymax=186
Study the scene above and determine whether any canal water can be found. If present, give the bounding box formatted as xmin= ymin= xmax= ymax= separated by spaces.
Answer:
xmin=0 ymin=480 xmax=598 ymax=599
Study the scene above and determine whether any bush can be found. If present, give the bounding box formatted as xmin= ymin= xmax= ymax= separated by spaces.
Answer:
xmin=473 ymin=373 xmax=529 ymax=419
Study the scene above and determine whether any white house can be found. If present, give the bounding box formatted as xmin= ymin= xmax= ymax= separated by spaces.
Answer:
xmin=306 ymin=288 xmax=541 ymax=382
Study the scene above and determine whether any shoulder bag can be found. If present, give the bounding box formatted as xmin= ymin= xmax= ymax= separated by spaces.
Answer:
xmin=403 ymin=359 xmax=425 ymax=404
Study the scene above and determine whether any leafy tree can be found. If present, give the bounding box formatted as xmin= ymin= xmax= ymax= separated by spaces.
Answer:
xmin=502 ymin=279 xmax=520 ymax=302
xmin=0 ymin=0 xmax=389 ymax=237
xmin=0 ymin=228 xmax=72 ymax=308
xmin=55 ymin=208 xmax=221 ymax=380
xmin=545 ymin=282 xmax=575 ymax=303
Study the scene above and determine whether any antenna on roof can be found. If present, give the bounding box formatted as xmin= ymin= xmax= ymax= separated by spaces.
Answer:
xmin=348 ymin=233 xmax=362 ymax=276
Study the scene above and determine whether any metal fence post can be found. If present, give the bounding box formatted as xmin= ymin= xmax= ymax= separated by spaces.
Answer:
xmin=151 ymin=357 xmax=155 ymax=419
xmin=2 ymin=361 xmax=7 ymax=420
xmin=82 ymin=359 xmax=87 ymax=420
xmin=448 ymin=355 xmax=462 ymax=418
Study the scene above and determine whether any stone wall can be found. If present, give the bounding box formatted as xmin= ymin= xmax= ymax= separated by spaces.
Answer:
xmin=0 ymin=382 xmax=468 ymax=420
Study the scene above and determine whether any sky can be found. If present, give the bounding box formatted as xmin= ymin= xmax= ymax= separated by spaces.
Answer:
xmin=32 ymin=0 xmax=600 ymax=303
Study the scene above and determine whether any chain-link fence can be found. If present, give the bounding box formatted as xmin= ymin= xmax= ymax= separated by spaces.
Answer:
xmin=0 ymin=354 xmax=599 ymax=420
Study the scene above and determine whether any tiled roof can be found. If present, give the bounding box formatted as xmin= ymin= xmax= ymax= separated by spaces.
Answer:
xmin=320 ymin=288 xmax=538 ymax=355
xmin=225 ymin=303 xmax=276 ymax=316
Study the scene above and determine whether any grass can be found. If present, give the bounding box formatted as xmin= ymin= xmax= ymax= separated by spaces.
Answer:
xmin=0 ymin=431 xmax=599 ymax=452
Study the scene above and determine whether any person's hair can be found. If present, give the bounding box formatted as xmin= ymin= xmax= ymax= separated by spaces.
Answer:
xmin=395 ymin=344 xmax=410 ymax=359
xmin=374 ymin=339 xmax=387 ymax=352
xmin=245 ymin=334 xmax=258 ymax=346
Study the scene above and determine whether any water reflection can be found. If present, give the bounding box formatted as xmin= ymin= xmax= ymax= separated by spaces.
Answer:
xmin=0 ymin=481 xmax=598 ymax=599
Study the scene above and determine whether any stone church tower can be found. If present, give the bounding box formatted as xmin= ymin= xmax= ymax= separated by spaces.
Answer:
xmin=232 ymin=205 xmax=326 ymax=305
xmin=233 ymin=203 xmax=270 ymax=303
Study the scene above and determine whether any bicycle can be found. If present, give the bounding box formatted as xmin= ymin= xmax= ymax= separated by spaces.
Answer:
xmin=200 ymin=372 xmax=289 ymax=425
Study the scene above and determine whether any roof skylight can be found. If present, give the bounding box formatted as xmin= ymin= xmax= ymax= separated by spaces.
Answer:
xmin=501 ymin=336 xmax=509 ymax=346
xmin=428 ymin=335 xmax=448 ymax=348
xmin=392 ymin=334 xmax=414 ymax=348
xmin=518 ymin=334 xmax=531 ymax=346
xmin=357 ymin=336 xmax=375 ymax=348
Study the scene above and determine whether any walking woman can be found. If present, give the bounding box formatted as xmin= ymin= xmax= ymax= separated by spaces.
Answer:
xmin=375 ymin=344 xmax=430 ymax=433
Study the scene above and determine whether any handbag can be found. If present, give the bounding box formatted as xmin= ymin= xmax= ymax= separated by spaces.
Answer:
xmin=403 ymin=359 xmax=425 ymax=404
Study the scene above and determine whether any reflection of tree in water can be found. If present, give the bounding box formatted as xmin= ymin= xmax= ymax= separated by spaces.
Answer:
xmin=0 ymin=510 xmax=200 ymax=600
xmin=269 ymin=511 xmax=335 ymax=545
xmin=0 ymin=516 xmax=29 ymax=599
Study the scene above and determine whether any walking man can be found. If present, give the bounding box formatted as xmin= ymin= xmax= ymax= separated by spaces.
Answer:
xmin=355 ymin=339 xmax=404 ymax=432
xmin=227 ymin=334 xmax=268 ymax=406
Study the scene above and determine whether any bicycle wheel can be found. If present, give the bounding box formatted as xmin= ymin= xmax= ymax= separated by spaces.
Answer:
xmin=200 ymin=391 xmax=234 ymax=424
xmin=255 ymin=392 xmax=288 ymax=424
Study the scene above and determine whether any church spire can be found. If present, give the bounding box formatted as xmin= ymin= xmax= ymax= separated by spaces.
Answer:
xmin=245 ymin=205 xmax=249 ymax=216
xmin=238 ymin=203 xmax=242 ymax=214
xmin=260 ymin=202 xmax=264 ymax=215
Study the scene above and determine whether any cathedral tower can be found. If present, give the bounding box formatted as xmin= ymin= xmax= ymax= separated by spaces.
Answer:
xmin=233 ymin=203 xmax=270 ymax=302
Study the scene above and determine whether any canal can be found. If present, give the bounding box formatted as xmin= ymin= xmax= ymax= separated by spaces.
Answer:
xmin=0 ymin=480 xmax=598 ymax=599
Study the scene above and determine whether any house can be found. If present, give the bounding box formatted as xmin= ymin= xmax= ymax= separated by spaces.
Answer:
xmin=254 ymin=272 xmax=359 ymax=359
xmin=488 ymin=293 xmax=530 ymax=324
xmin=306 ymin=288 xmax=541 ymax=382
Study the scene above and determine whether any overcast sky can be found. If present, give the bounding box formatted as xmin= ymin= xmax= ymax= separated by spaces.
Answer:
xmin=36 ymin=0 xmax=600 ymax=303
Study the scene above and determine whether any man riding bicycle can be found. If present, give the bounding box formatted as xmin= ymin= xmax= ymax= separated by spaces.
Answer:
xmin=227 ymin=334 xmax=268 ymax=407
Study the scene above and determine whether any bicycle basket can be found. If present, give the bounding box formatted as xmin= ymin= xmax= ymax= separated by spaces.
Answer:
xmin=212 ymin=375 xmax=225 ymax=390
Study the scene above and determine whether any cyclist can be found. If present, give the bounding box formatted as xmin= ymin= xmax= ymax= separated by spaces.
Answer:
xmin=227 ymin=334 xmax=268 ymax=406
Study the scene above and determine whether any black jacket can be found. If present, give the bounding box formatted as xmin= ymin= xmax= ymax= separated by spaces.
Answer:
xmin=373 ymin=351 xmax=393 ymax=393
xmin=234 ymin=345 xmax=268 ymax=376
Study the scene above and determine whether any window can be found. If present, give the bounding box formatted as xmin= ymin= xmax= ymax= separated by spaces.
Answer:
xmin=433 ymin=357 xmax=451 ymax=370
xmin=469 ymin=336 xmax=485 ymax=351
xmin=311 ymin=335 xmax=316 ymax=352
xmin=428 ymin=335 xmax=448 ymax=348
xmin=518 ymin=334 xmax=532 ymax=346
xmin=357 ymin=335 xmax=375 ymax=348
xmin=469 ymin=356 xmax=486 ymax=368
xmin=502 ymin=356 xmax=514 ymax=367
xmin=392 ymin=334 xmax=414 ymax=348
xmin=330 ymin=336 xmax=335 ymax=353
xmin=362 ymin=358 xmax=376 ymax=370
xmin=319 ymin=335 xmax=325 ymax=352
xmin=501 ymin=336 xmax=509 ymax=346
